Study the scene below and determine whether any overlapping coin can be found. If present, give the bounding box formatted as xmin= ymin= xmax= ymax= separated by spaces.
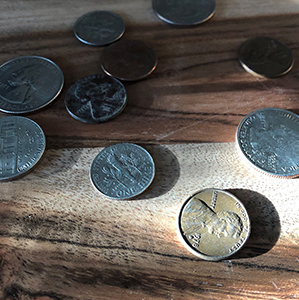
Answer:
xmin=236 ymin=108 xmax=299 ymax=178
xmin=177 ymin=188 xmax=250 ymax=261
xmin=0 ymin=56 xmax=64 ymax=114
xmin=239 ymin=37 xmax=293 ymax=78
xmin=74 ymin=11 xmax=125 ymax=46
xmin=0 ymin=116 xmax=46 ymax=181
xmin=152 ymin=0 xmax=215 ymax=26
xmin=64 ymin=74 xmax=127 ymax=123
xmin=90 ymin=143 xmax=155 ymax=199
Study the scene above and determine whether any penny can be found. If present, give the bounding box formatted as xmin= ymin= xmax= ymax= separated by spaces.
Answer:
xmin=64 ymin=74 xmax=127 ymax=124
xmin=0 ymin=56 xmax=64 ymax=114
xmin=152 ymin=0 xmax=215 ymax=26
xmin=0 ymin=116 xmax=46 ymax=181
xmin=90 ymin=143 xmax=155 ymax=199
xmin=74 ymin=11 xmax=125 ymax=46
xmin=239 ymin=37 xmax=293 ymax=78
xmin=177 ymin=188 xmax=250 ymax=261
xmin=101 ymin=39 xmax=157 ymax=81
xmin=236 ymin=108 xmax=299 ymax=178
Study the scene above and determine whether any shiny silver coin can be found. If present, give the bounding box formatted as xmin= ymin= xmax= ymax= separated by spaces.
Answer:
xmin=0 ymin=56 xmax=64 ymax=114
xmin=64 ymin=74 xmax=127 ymax=124
xmin=0 ymin=116 xmax=46 ymax=181
xmin=236 ymin=108 xmax=299 ymax=178
xmin=239 ymin=37 xmax=293 ymax=78
xmin=152 ymin=0 xmax=215 ymax=26
xmin=74 ymin=11 xmax=125 ymax=46
xmin=90 ymin=143 xmax=155 ymax=199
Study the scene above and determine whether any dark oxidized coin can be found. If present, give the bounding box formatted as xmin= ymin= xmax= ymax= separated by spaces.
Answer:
xmin=65 ymin=74 xmax=127 ymax=124
xmin=239 ymin=37 xmax=293 ymax=78
xmin=101 ymin=39 xmax=157 ymax=81
xmin=152 ymin=0 xmax=215 ymax=26
xmin=74 ymin=11 xmax=125 ymax=46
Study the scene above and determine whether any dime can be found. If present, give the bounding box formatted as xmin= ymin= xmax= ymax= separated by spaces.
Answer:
xmin=64 ymin=74 xmax=127 ymax=124
xmin=0 ymin=116 xmax=46 ymax=181
xmin=100 ymin=39 xmax=157 ymax=81
xmin=152 ymin=0 xmax=215 ymax=26
xmin=74 ymin=11 xmax=125 ymax=46
xmin=177 ymin=188 xmax=250 ymax=261
xmin=236 ymin=108 xmax=299 ymax=178
xmin=239 ymin=37 xmax=293 ymax=78
xmin=0 ymin=56 xmax=64 ymax=114
xmin=90 ymin=143 xmax=155 ymax=199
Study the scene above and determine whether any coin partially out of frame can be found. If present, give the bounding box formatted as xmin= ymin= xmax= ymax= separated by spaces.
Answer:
xmin=74 ymin=11 xmax=125 ymax=46
xmin=65 ymin=74 xmax=127 ymax=124
xmin=239 ymin=37 xmax=293 ymax=78
xmin=236 ymin=108 xmax=299 ymax=178
xmin=152 ymin=0 xmax=215 ymax=26
xmin=101 ymin=39 xmax=157 ymax=81
xmin=0 ymin=116 xmax=46 ymax=181
xmin=177 ymin=188 xmax=250 ymax=261
xmin=0 ymin=56 xmax=64 ymax=114
xmin=90 ymin=143 xmax=155 ymax=199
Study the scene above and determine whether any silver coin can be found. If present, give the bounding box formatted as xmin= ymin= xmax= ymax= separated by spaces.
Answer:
xmin=152 ymin=0 xmax=215 ymax=26
xmin=90 ymin=143 xmax=155 ymax=199
xmin=64 ymin=74 xmax=127 ymax=124
xmin=0 ymin=56 xmax=64 ymax=114
xmin=74 ymin=11 xmax=125 ymax=46
xmin=0 ymin=116 xmax=46 ymax=181
xmin=236 ymin=108 xmax=299 ymax=178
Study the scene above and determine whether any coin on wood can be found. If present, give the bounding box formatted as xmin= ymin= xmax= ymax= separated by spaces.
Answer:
xmin=177 ymin=188 xmax=250 ymax=261
xmin=90 ymin=143 xmax=155 ymax=199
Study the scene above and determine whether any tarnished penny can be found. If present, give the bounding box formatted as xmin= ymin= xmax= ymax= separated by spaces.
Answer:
xmin=177 ymin=189 xmax=250 ymax=261
xmin=239 ymin=37 xmax=293 ymax=78
xmin=236 ymin=108 xmax=299 ymax=178
xmin=74 ymin=11 xmax=125 ymax=46
xmin=90 ymin=143 xmax=155 ymax=199
xmin=0 ymin=56 xmax=64 ymax=114
xmin=0 ymin=116 xmax=46 ymax=181
xmin=100 ymin=39 xmax=157 ymax=81
xmin=64 ymin=74 xmax=127 ymax=124
xmin=152 ymin=0 xmax=215 ymax=26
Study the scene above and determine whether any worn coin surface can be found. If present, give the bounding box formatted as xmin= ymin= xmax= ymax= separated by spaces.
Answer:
xmin=0 ymin=56 xmax=64 ymax=114
xmin=74 ymin=11 xmax=125 ymax=46
xmin=101 ymin=39 xmax=157 ymax=81
xmin=239 ymin=37 xmax=293 ymax=78
xmin=90 ymin=143 xmax=155 ymax=199
xmin=236 ymin=108 xmax=299 ymax=178
xmin=177 ymin=188 xmax=250 ymax=261
xmin=65 ymin=74 xmax=127 ymax=124
xmin=0 ymin=116 xmax=46 ymax=181
xmin=152 ymin=0 xmax=215 ymax=26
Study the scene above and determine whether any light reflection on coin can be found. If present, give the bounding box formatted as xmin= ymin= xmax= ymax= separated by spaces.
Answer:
xmin=177 ymin=189 xmax=250 ymax=261
xmin=152 ymin=0 xmax=215 ymax=26
xmin=239 ymin=37 xmax=293 ymax=78
xmin=74 ymin=11 xmax=125 ymax=46
xmin=0 ymin=56 xmax=64 ymax=114
xmin=236 ymin=108 xmax=299 ymax=178
xmin=90 ymin=143 xmax=155 ymax=199
xmin=0 ymin=116 xmax=46 ymax=181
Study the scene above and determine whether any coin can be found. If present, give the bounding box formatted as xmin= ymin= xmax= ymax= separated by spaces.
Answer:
xmin=90 ymin=143 xmax=155 ymax=199
xmin=152 ymin=0 xmax=215 ymax=26
xmin=177 ymin=188 xmax=250 ymax=261
xmin=239 ymin=37 xmax=293 ymax=78
xmin=74 ymin=11 xmax=125 ymax=46
xmin=0 ymin=56 xmax=64 ymax=114
xmin=100 ymin=39 xmax=157 ymax=81
xmin=0 ymin=116 xmax=46 ymax=181
xmin=236 ymin=108 xmax=299 ymax=178
xmin=64 ymin=74 xmax=127 ymax=124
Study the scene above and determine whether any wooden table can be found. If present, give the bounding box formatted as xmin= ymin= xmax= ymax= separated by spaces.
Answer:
xmin=1 ymin=1 xmax=299 ymax=299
